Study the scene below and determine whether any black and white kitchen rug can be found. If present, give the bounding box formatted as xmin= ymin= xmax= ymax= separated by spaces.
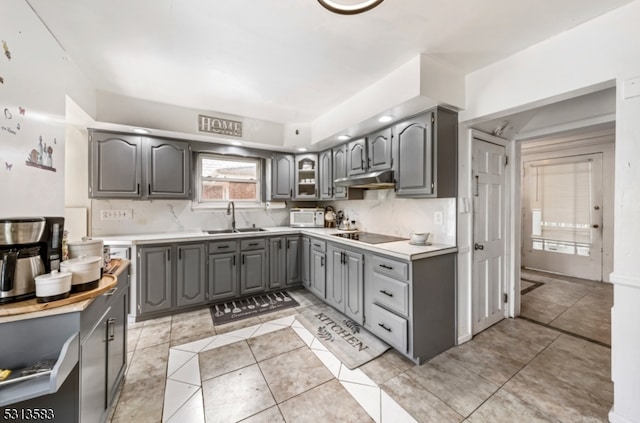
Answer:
xmin=296 ymin=305 xmax=389 ymax=370
xmin=210 ymin=292 xmax=299 ymax=326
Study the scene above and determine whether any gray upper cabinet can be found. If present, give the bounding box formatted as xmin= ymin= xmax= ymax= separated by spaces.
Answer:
xmin=367 ymin=127 xmax=393 ymax=172
xmin=271 ymin=153 xmax=294 ymax=200
xmin=346 ymin=138 xmax=367 ymax=177
xmin=90 ymin=131 xmax=142 ymax=198
xmin=393 ymin=107 xmax=457 ymax=198
xmin=176 ymin=243 xmax=206 ymax=308
xmin=319 ymin=149 xmax=333 ymax=200
xmin=89 ymin=131 xmax=191 ymax=199
xmin=333 ymin=144 xmax=348 ymax=199
xmin=138 ymin=245 xmax=172 ymax=315
xmin=294 ymin=154 xmax=318 ymax=200
xmin=146 ymin=138 xmax=191 ymax=199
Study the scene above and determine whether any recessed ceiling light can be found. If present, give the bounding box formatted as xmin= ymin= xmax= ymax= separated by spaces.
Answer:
xmin=297 ymin=147 xmax=308 ymax=152
xmin=378 ymin=115 xmax=393 ymax=123
xmin=318 ymin=0 xmax=384 ymax=15
xmin=231 ymin=141 xmax=243 ymax=146
xmin=338 ymin=135 xmax=351 ymax=141
xmin=132 ymin=128 xmax=150 ymax=134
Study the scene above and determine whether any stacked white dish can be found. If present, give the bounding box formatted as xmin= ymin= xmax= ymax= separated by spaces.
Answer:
xmin=67 ymin=238 xmax=105 ymax=274
xmin=60 ymin=256 xmax=102 ymax=292
xmin=409 ymin=232 xmax=431 ymax=246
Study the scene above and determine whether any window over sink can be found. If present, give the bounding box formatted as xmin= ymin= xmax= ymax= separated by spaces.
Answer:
xmin=196 ymin=153 xmax=261 ymax=205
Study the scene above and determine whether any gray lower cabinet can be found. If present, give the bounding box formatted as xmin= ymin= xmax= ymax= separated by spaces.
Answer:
xmin=326 ymin=244 xmax=364 ymax=323
xmin=208 ymin=240 xmax=239 ymax=302
xmin=301 ymin=237 xmax=311 ymax=288
xmin=138 ymin=245 xmax=172 ymax=315
xmin=240 ymin=239 xmax=267 ymax=295
xmin=80 ymin=269 xmax=128 ymax=423
xmin=176 ymin=244 xmax=206 ymax=307
xmin=365 ymin=252 xmax=455 ymax=364
xmin=393 ymin=107 xmax=457 ymax=198
xmin=138 ymin=243 xmax=206 ymax=316
xmin=285 ymin=236 xmax=301 ymax=286
xmin=309 ymin=239 xmax=326 ymax=298
xmin=269 ymin=236 xmax=301 ymax=289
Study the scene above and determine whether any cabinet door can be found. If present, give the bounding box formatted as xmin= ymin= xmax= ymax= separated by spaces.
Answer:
xmin=394 ymin=113 xmax=434 ymax=197
xmin=176 ymin=244 xmax=206 ymax=308
xmin=301 ymin=237 xmax=311 ymax=288
xmin=319 ymin=149 xmax=333 ymax=200
xmin=269 ymin=237 xmax=285 ymax=289
xmin=326 ymin=246 xmax=344 ymax=310
xmin=346 ymin=138 xmax=367 ymax=177
xmin=241 ymin=250 xmax=267 ymax=294
xmin=90 ymin=132 xmax=142 ymax=198
xmin=208 ymin=252 xmax=238 ymax=301
xmin=138 ymin=245 xmax=172 ymax=314
xmin=286 ymin=236 xmax=301 ymax=286
xmin=295 ymin=154 xmax=318 ymax=199
xmin=146 ymin=138 xmax=191 ymax=198
xmin=106 ymin=281 xmax=127 ymax=406
xmin=310 ymin=249 xmax=326 ymax=298
xmin=333 ymin=145 xmax=348 ymax=199
xmin=344 ymin=250 xmax=364 ymax=323
xmin=367 ymin=127 xmax=393 ymax=172
xmin=271 ymin=154 xmax=294 ymax=199
xmin=80 ymin=308 xmax=109 ymax=423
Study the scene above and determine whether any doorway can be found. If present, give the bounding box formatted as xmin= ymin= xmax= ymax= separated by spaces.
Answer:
xmin=521 ymin=153 xmax=604 ymax=281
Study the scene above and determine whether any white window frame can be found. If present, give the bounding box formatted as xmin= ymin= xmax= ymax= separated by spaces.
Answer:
xmin=195 ymin=153 xmax=262 ymax=208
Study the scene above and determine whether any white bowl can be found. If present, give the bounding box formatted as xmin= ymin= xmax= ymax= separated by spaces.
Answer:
xmin=35 ymin=270 xmax=72 ymax=300
xmin=410 ymin=233 xmax=430 ymax=243
xmin=60 ymin=255 xmax=102 ymax=292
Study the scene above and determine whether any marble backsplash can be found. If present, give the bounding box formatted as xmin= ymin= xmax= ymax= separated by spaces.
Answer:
xmin=325 ymin=190 xmax=456 ymax=245
xmin=90 ymin=190 xmax=456 ymax=245
xmin=90 ymin=199 xmax=291 ymax=237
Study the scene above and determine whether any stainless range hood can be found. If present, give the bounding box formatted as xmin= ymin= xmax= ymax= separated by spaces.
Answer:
xmin=334 ymin=169 xmax=395 ymax=189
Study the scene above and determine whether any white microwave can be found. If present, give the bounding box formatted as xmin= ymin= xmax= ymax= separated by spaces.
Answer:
xmin=290 ymin=208 xmax=325 ymax=227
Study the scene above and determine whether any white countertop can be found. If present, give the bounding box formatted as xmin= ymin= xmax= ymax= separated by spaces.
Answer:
xmin=100 ymin=227 xmax=457 ymax=261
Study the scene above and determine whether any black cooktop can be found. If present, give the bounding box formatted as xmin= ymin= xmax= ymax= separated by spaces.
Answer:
xmin=332 ymin=232 xmax=407 ymax=244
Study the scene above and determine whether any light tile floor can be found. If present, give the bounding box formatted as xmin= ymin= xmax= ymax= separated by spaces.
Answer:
xmin=109 ymin=286 xmax=612 ymax=423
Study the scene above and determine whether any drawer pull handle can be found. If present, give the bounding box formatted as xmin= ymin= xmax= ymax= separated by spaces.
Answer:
xmin=378 ymin=323 xmax=392 ymax=332
xmin=103 ymin=287 xmax=118 ymax=296
xmin=380 ymin=290 xmax=393 ymax=297
xmin=313 ymin=243 xmax=321 ymax=248
xmin=107 ymin=318 xmax=116 ymax=341
xmin=249 ymin=242 xmax=259 ymax=246
xmin=379 ymin=264 xmax=393 ymax=270
xmin=217 ymin=245 xmax=230 ymax=249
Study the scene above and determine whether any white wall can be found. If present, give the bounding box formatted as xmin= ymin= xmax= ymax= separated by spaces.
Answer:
xmin=458 ymin=2 xmax=640 ymax=421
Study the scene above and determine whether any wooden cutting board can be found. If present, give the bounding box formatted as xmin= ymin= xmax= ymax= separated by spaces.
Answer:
xmin=0 ymin=274 xmax=117 ymax=317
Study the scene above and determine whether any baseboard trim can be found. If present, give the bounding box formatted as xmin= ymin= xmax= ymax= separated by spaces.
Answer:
xmin=610 ymin=272 xmax=640 ymax=289
xmin=609 ymin=408 xmax=636 ymax=423
xmin=457 ymin=333 xmax=473 ymax=345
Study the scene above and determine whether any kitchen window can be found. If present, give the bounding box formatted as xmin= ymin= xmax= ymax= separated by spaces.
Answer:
xmin=196 ymin=153 xmax=261 ymax=205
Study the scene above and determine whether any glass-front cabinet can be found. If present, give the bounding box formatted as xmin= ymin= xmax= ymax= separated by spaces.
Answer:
xmin=295 ymin=154 xmax=318 ymax=200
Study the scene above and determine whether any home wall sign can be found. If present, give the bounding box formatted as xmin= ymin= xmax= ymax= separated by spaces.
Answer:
xmin=198 ymin=114 xmax=243 ymax=137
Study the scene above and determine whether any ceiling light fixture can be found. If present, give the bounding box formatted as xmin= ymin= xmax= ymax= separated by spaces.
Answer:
xmin=297 ymin=147 xmax=308 ymax=152
xmin=232 ymin=141 xmax=243 ymax=146
xmin=317 ymin=0 xmax=384 ymax=15
xmin=338 ymin=135 xmax=351 ymax=141
xmin=378 ymin=115 xmax=393 ymax=123
xmin=132 ymin=128 xmax=150 ymax=134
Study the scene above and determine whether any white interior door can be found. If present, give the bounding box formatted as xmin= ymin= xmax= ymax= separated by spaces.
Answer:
xmin=522 ymin=154 xmax=603 ymax=280
xmin=472 ymin=139 xmax=508 ymax=334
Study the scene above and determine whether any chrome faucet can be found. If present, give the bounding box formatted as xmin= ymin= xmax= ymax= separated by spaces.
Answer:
xmin=226 ymin=201 xmax=236 ymax=232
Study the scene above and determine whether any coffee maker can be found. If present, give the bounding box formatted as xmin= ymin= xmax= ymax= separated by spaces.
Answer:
xmin=0 ymin=217 xmax=64 ymax=303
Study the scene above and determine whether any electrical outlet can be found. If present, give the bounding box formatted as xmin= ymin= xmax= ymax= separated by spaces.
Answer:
xmin=100 ymin=209 xmax=133 ymax=220
xmin=434 ymin=211 xmax=443 ymax=225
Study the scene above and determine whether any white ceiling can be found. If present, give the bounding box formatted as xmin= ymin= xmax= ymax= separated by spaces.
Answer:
xmin=27 ymin=0 xmax=633 ymax=125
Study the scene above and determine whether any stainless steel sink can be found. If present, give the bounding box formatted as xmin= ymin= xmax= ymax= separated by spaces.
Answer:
xmin=205 ymin=228 xmax=267 ymax=234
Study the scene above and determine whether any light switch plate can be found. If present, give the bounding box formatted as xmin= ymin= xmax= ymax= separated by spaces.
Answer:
xmin=100 ymin=209 xmax=133 ymax=220
xmin=434 ymin=211 xmax=443 ymax=225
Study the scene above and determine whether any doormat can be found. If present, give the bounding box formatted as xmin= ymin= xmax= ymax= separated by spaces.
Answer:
xmin=296 ymin=305 xmax=389 ymax=370
xmin=210 ymin=292 xmax=299 ymax=326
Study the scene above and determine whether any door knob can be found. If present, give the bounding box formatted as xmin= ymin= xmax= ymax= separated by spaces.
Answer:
xmin=592 ymin=224 xmax=600 ymax=228
xmin=474 ymin=243 xmax=484 ymax=251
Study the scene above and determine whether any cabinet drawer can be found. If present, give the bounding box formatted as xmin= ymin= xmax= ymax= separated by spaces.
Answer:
xmin=241 ymin=238 xmax=266 ymax=251
xmin=370 ymin=304 xmax=408 ymax=352
xmin=372 ymin=255 xmax=408 ymax=281
xmin=310 ymin=239 xmax=326 ymax=252
xmin=209 ymin=240 xmax=238 ymax=252
xmin=372 ymin=273 xmax=409 ymax=316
